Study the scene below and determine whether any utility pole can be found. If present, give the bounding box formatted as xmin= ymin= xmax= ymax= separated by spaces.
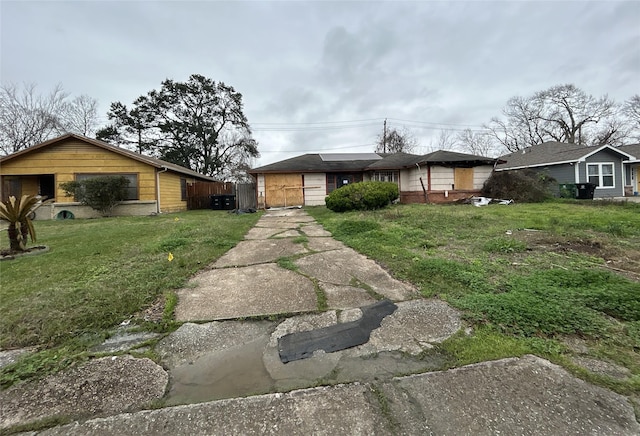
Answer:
xmin=383 ymin=119 xmax=387 ymax=153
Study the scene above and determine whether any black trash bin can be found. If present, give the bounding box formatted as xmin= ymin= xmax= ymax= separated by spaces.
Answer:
xmin=222 ymin=195 xmax=236 ymax=210
xmin=576 ymin=183 xmax=596 ymax=200
xmin=211 ymin=195 xmax=223 ymax=210
xmin=211 ymin=194 xmax=236 ymax=210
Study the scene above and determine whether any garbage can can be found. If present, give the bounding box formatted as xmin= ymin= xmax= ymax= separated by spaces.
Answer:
xmin=221 ymin=195 xmax=236 ymax=210
xmin=558 ymin=183 xmax=577 ymax=199
xmin=576 ymin=183 xmax=596 ymax=200
xmin=211 ymin=195 xmax=223 ymax=210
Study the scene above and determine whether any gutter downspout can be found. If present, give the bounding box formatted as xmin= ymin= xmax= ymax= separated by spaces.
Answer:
xmin=156 ymin=167 xmax=168 ymax=214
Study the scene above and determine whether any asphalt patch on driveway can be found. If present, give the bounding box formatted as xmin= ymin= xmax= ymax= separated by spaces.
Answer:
xmin=278 ymin=299 xmax=397 ymax=363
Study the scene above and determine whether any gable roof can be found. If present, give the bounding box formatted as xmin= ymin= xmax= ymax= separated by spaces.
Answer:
xmin=0 ymin=133 xmax=217 ymax=181
xmin=249 ymin=153 xmax=385 ymax=173
xmin=417 ymin=150 xmax=501 ymax=166
xmin=250 ymin=150 xmax=499 ymax=173
xmin=495 ymin=141 xmax=636 ymax=171
xmin=618 ymin=143 xmax=640 ymax=162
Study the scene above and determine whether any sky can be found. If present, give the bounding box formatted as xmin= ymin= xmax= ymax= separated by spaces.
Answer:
xmin=1 ymin=0 xmax=639 ymax=167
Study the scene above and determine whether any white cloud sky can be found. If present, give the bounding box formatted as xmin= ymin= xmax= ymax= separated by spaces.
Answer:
xmin=2 ymin=0 xmax=638 ymax=166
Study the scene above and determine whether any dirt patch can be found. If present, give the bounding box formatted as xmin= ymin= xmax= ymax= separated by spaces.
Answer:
xmin=515 ymin=230 xmax=640 ymax=280
xmin=0 ymin=245 xmax=49 ymax=261
xmin=134 ymin=295 xmax=166 ymax=323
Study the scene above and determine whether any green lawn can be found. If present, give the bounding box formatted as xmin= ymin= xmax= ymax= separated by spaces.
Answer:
xmin=0 ymin=210 xmax=260 ymax=386
xmin=306 ymin=200 xmax=640 ymax=397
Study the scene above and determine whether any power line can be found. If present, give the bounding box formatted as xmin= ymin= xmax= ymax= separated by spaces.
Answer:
xmin=258 ymin=143 xmax=376 ymax=153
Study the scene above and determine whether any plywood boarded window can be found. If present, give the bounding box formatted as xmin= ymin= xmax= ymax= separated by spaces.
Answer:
xmin=454 ymin=168 xmax=474 ymax=190
xmin=264 ymin=174 xmax=303 ymax=208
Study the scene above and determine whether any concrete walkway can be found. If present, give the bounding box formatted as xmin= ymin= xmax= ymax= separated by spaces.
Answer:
xmin=1 ymin=209 xmax=638 ymax=435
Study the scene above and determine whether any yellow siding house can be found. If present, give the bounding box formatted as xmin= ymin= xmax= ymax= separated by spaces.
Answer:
xmin=0 ymin=133 xmax=216 ymax=219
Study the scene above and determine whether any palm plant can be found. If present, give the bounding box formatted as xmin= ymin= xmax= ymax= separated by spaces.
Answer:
xmin=0 ymin=195 xmax=43 ymax=252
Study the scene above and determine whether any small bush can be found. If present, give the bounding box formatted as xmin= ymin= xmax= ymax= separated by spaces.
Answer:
xmin=482 ymin=170 xmax=556 ymax=203
xmin=61 ymin=176 xmax=130 ymax=216
xmin=325 ymin=181 xmax=399 ymax=212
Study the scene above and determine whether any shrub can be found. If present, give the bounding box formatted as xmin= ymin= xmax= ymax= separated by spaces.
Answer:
xmin=61 ymin=176 xmax=130 ymax=216
xmin=0 ymin=195 xmax=44 ymax=251
xmin=325 ymin=181 xmax=399 ymax=212
xmin=481 ymin=170 xmax=556 ymax=203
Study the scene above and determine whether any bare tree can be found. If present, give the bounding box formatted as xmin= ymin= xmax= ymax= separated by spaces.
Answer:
xmin=375 ymin=127 xmax=418 ymax=153
xmin=425 ymin=129 xmax=457 ymax=153
xmin=63 ymin=94 xmax=99 ymax=136
xmin=486 ymin=84 xmax=622 ymax=152
xmin=623 ymin=95 xmax=640 ymax=142
xmin=455 ymin=129 xmax=497 ymax=157
xmin=535 ymin=84 xmax=615 ymax=145
xmin=0 ymin=83 xmax=100 ymax=155
xmin=0 ymin=83 xmax=68 ymax=154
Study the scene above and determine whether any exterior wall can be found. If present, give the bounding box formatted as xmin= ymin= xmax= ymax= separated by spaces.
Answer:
xmin=401 ymin=190 xmax=480 ymax=204
xmin=0 ymin=139 xmax=158 ymax=202
xmin=302 ymin=173 xmax=327 ymax=206
xmin=401 ymin=166 xmax=427 ymax=192
xmin=430 ymin=166 xmax=455 ymax=190
xmin=35 ymin=201 xmax=158 ymax=220
xmin=535 ymin=164 xmax=576 ymax=184
xmin=159 ymin=171 xmax=188 ymax=213
xmin=579 ymin=150 xmax=624 ymax=198
xmin=472 ymin=166 xmax=493 ymax=189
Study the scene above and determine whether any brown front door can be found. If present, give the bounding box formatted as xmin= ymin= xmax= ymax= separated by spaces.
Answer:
xmin=264 ymin=174 xmax=304 ymax=208
xmin=454 ymin=168 xmax=474 ymax=190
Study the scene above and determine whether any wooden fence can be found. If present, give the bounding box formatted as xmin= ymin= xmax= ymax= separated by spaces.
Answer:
xmin=186 ymin=181 xmax=256 ymax=210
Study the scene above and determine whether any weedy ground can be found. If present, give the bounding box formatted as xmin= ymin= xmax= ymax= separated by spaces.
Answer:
xmin=306 ymin=200 xmax=640 ymax=399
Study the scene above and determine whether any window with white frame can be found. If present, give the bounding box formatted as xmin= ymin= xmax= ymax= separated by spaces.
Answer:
xmin=587 ymin=163 xmax=614 ymax=188
xmin=372 ymin=171 xmax=399 ymax=184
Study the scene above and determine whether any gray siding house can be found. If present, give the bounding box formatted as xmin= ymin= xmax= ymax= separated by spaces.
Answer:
xmin=496 ymin=142 xmax=639 ymax=199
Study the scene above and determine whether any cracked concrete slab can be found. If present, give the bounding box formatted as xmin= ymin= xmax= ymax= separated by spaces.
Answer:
xmin=243 ymin=226 xmax=286 ymax=239
xmin=34 ymin=356 xmax=640 ymax=436
xmin=175 ymin=264 xmax=318 ymax=321
xmin=156 ymin=320 xmax=275 ymax=369
xmin=0 ymin=356 xmax=167 ymax=432
xmin=321 ymin=283 xmax=377 ymax=309
xmin=213 ymin=239 xmax=308 ymax=267
xmin=299 ymin=224 xmax=332 ymax=237
xmin=295 ymin=248 xmax=417 ymax=301
xmin=37 ymin=384 xmax=391 ymax=436
xmin=384 ymin=355 xmax=640 ymax=436
xmin=350 ymin=299 xmax=462 ymax=356
xmin=305 ymin=236 xmax=346 ymax=252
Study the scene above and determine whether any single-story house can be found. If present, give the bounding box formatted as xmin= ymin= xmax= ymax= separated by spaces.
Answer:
xmin=248 ymin=150 xmax=501 ymax=208
xmin=495 ymin=142 xmax=639 ymax=199
xmin=0 ymin=133 xmax=217 ymax=219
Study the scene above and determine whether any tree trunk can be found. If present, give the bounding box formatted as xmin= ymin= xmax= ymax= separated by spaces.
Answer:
xmin=7 ymin=223 xmax=25 ymax=251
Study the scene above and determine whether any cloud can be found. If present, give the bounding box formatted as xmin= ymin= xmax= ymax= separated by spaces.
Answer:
xmin=1 ymin=0 xmax=638 ymax=166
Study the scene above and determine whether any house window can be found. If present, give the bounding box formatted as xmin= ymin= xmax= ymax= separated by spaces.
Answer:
xmin=180 ymin=178 xmax=187 ymax=201
xmin=372 ymin=171 xmax=399 ymax=184
xmin=624 ymin=166 xmax=632 ymax=186
xmin=76 ymin=173 xmax=139 ymax=200
xmin=587 ymin=163 xmax=614 ymax=188
xmin=326 ymin=173 xmax=363 ymax=193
